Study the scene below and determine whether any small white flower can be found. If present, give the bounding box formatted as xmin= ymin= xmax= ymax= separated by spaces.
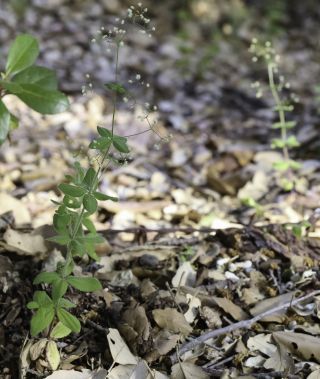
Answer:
xmin=136 ymin=74 xmax=141 ymax=80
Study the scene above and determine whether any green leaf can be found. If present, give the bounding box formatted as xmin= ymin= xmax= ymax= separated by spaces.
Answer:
xmin=57 ymin=308 xmax=81 ymax=333
xmin=30 ymin=306 xmax=55 ymax=337
xmin=59 ymin=183 xmax=86 ymax=197
xmin=12 ymin=66 xmax=58 ymax=89
xmin=86 ymin=243 xmax=100 ymax=261
xmin=33 ymin=271 xmax=60 ymax=285
xmin=273 ymin=160 xmax=290 ymax=171
xmin=27 ymin=301 xmax=39 ymax=309
xmin=6 ymin=34 xmax=39 ymax=76
xmin=47 ymin=235 xmax=71 ymax=245
xmin=82 ymin=168 xmax=97 ymax=189
xmin=58 ymin=298 xmax=76 ymax=309
xmin=104 ymin=82 xmax=126 ymax=94
xmin=272 ymin=121 xmax=296 ymax=129
xmin=53 ymin=212 xmax=71 ymax=234
xmin=67 ymin=276 xmax=102 ymax=292
xmin=68 ymin=239 xmax=85 ymax=257
xmin=113 ymin=135 xmax=129 ymax=153
xmin=13 ymin=84 xmax=69 ymax=114
xmin=286 ymin=135 xmax=300 ymax=148
xmin=52 ymin=279 xmax=68 ymax=302
xmin=288 ymin=160 xmax=301 ymax=170
xmin=50 ymin=322 xmax=72 ymax=339
xmin=274 ymin=104 xmax=294 ymax=112
xmin=83 ymin=194 xmax=98 ymax=214
xmin=89 ymin=136 xmax=111 ymax=151
xmin=73 ymin=162 xmax=86 ymax=185
xmin=78 ymin=234 xmax=104 ymax=244
xmin=97 ymin=126 xmax=112 ymax=137
xmin=271 ymin=138 xmax=285 ymax=149
xmin=94 ymin=191 xmax=118 ymax=202
xmin=9 ymin=112 xmax=19 ymax=131
xmin=82 ymin=217 xmax=96 ymax=234
xmin=0 ymin=99 xmax=10 ymax=144
xmin=63 ymin=195 xmax=82 ymax=209
xmin=34 ymin=291 xmax=53 ymax=307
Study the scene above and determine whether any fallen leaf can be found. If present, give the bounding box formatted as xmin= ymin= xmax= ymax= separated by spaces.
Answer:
xmin=213 ymin=296 xmax=249 ymax=321
xmin=153 ymin=308 xmax=192 ymax=336
xmin=0 ymin=192 xmax=31 ymax=225
xmin=45 ymin=370 xmax=93 ymax=379
xmin=184 ymin=294 xmax=201 ymax=323
xmin=171 ymin=362 xmax=209 ymax=379
xmin=29 ymin=338 xmax=48 ymax=361
xmin=172 ymin=262 xmax=196 ymax=288
xmin=122 ymin=305 xmax=150 ymax=341
xmin=2 ymin=228 xmax=46 ymax=257
xmin=247 ymin=334 xmax=276 ymax=357
xmin=264 ymin=343 xmax=294 ymax=373
xmin=307 ymin=370 xmax=320 ymax=379
xmin=46 ymin=340 xmax=60 ymax=370
xmin=273 ymin=331 xmax=320 ymax=362
xmin=107 ymin=328 xmax=138 ymax=365
xmin=250 ymin=291 xmax=298 ymax=322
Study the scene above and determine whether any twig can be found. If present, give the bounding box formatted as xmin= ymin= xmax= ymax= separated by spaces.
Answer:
xmin=170 ymin=289 xmax=320 ymax=364
xmin=100 ymin=226 xmax=220 ymax=235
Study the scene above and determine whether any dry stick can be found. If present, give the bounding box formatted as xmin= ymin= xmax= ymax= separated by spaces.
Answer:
xmin=170 ymin=289 xmax=320 ymax=364
xmin=100 ymin=226 xmax=220 ymax=234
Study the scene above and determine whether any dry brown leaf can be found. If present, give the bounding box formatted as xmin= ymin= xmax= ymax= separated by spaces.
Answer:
xmin=171 ymin=362 xmax=209 ymax=379
xmin=172 ymin=262 xmax=196 ymax=288
xmin=152 ymin=308 xmax=192 ymax=336
xmin=153 ymin=330 xmax=180 ymax=356
xmin=250 ymin=291 xmax=298 ymax=322
xmin=184 ymin=294 xmax=201 ymax=324
xmin=29 ymin=338 xmax=48 ymax=361
xmin=212 ymin=296 xmax=248 ymax=321
xmin=122 ymin=305 xmax=150 ymax=341
xmin=264 ymin=342 xmax=294 ymax=373
xmin=2 ymin=228 xmax=47 ymax=257
xmin=200 ymin=306 xmax=222 ymax=328
xmin=247 ymin=334 xmax=276 ymax=357
xmin=273 ymin=331 xmax=320 ymax=362
xmin=0 ymin=192 xmax=31 ymax=225
xmin=307 ymin=369 xmax=320 ymax=379
xmin=45 ymin=370 xmax=93 ymax=379
xmin=242 ymin=287 xmax=265 ymax=306
xmin=107 ymin=328 xmax=138 ymax=365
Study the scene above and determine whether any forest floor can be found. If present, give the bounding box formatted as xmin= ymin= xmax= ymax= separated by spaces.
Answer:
xmin=1 ymin=1 xmax=320 ymax=378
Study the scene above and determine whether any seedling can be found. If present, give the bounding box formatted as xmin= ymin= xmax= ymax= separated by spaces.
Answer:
xmin=0 ymin=34 xmax=69 ymax=144
xmin=27 ymin=4 xmax=162 ymax=343
xmin=249 ymin=39 xmax=300 ymax=191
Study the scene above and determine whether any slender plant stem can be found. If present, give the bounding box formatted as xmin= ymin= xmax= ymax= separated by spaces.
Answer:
xmin=268 ymin=63 xmax=289 ymax=162
xmin=63 ymin=43 xmax=121 ymax=277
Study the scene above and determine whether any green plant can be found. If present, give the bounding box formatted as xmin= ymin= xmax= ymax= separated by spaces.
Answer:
xmin=241 ymin=196 xmax=265 ymax=218
xmin=249 ymin=39 xmax=300 ymax=191
xmin=0 ymin=34 xmax=69 ymax=144
xmin=286 ymin=220 xmax=311 ymax=239
xmin=27 ymin=4 xmax=162 ymax=342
